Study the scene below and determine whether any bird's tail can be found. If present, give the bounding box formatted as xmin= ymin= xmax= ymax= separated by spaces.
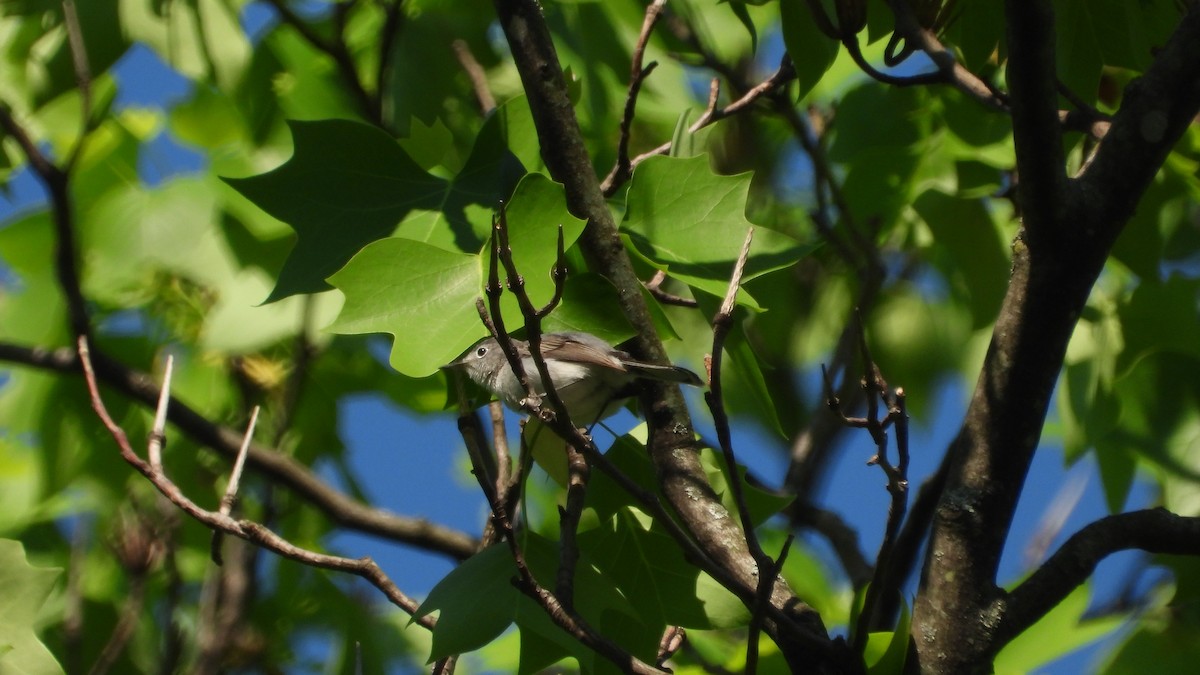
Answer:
xmin=625 ymin=362 xmax=704 ymax=387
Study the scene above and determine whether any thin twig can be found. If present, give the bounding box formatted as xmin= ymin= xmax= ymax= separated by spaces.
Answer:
xmin=210 ymin=407 xmax=260 ymax=564
xmin=219 ymin=407 xmax=259 ymax=518
xmin=460 ymin=413 xmax=666 ymax=675
xmin=879 ymin=0 xmax=1008 ymax=111
xmin=825 ymin=320 xmax=910 ymax=652
xmin=149 ymin=356 xmax=173 ymax=473
xmin=60 ymin=0 xmax=93 ymax=171
xmin=77 ymin=336 xmax=432 ymax=624
xmin=643 ymin=270 xmax=698 ymax=308
xmin=606 ymin=59 xmax=796 ymax=196
xmin=704 ymin=228 xmax=785 ymax=670
xmin=452 ymin=39 xmax=497 ymax=114
xmin=602 ymin=0 xmax=668 ymax=192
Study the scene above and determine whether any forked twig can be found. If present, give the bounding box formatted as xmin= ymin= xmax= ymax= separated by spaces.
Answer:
xmin=76 ymin=336 xmax=431 ymax=625
xmin=820 ymin=317 xmax=911 ymax=651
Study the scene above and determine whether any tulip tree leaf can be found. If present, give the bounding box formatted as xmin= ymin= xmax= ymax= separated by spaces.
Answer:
xmin=0 ymin=539 xmax=64 ymax=675
xmin=327 ymin=174 xmax=584 ymax=377
xmin=621 ymin=155 xmax=817 ymax=306
xmin=327 ymin=238 xmax=480 ymax=377
xmin=226 ymin=119 xmax=448 ymax=301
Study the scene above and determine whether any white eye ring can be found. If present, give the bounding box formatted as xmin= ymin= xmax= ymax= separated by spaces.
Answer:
xmin=475 ymin=346 xmax=488 ymax=357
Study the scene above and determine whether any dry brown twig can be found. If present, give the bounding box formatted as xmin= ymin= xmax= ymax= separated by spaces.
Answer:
xmin=76 ymin=336 xmax=433 ymax=627
xmin=452 ymin=39 xmax=497 ymax=114
xmin=704 ymin=228 xmax=797 ymax=671
xmin=819 ymin=319 xmax=911 ymax=650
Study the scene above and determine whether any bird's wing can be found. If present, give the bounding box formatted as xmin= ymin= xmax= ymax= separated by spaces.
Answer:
xmin=539 ymin=333 xmax=627 ymax=371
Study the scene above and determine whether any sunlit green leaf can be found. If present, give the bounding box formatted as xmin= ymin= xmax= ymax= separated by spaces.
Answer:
xmin=0 ymin=540 xmax=63 ymax=675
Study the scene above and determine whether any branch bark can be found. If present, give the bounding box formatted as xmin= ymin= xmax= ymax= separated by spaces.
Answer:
xmin=911 ymin=6 xmax=1200 ymax=673
xmin=998 ymin=509 xmax=1200 ymax=646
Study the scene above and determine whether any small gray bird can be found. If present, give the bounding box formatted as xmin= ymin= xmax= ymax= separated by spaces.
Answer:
xmin=443 ymin=331 xmax=703 ymax=423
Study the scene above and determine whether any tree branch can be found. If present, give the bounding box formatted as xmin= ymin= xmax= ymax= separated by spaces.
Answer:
xmin=77 ymin=337 xmax=433 ymax=625
xmin=912 ymin=7 xmax=1200 ymax=673
xmin=1003 ymin=0 xmax=1067 ymax=237
xmin=997 ymin=509 xmax=1200 ymax=647
xmin=0 ymin=341 xmax=479 ymax=559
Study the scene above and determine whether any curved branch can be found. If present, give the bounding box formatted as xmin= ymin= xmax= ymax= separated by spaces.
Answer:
xmin=77 ymin=338 xmax=432 ymax=624
xmin=997 ymin=509 xmax=1200 ymax=647
xmin=0 ymin=342 xmax=479 ymax=560
xmin=0 ymin=106 xmax=90 ymax=339
xmin=883 ymin=0 xmax=1008 ymax=111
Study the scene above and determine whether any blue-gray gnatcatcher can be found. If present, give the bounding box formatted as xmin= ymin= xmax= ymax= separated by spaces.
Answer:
xmin=443 ymin=331 xmax=703 ymax=423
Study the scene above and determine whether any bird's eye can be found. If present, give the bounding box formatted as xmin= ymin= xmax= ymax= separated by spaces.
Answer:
xmin=475 ymin=346 xmax=488 ymax=357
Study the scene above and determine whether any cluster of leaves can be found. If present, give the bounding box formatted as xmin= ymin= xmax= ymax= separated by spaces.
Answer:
xmin=1 ymin=0 xmax=1199 ymax=673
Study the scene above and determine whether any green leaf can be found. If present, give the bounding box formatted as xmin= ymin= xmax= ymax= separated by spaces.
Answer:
xmin=828 ymin=85 xmax=925 ymax=163
xmin=1 ymin=0 xmax=128 ymax=109
xmin=700 ymin=447 xmax=794 ymax=528
xmin=488 ymin=174 xmax=588 ymax=325
xmin=1117 ymin=277 xmax=1200 ymax=373
xmin=399 ymin=96 xmax=544 ymax=254
xmin=913 ymin=190 xmax=1009 ymax=329
xmin=724 ymin=0 xmax=758 ymax=54
xmin=328 ymin=173 xmax=585 ymax=377
xmin=579 ymin=509 xmax=747 ymax=629
xmin=1162 ymin=408 xmax=1200 ymax=516
xmin=621 ymin=155 xmax=817 ymax=304
xmin=706 ymin=297 xmax=786 ymax=436
xmin=541 ymin=273 xmax=636 ymax=343
xmin=941 ymin=1 xmax=1005 ymax=72
xmin=779 ymin=0 xmax=840 ymax=101
xmin=226 ymin=119 xmax=449 ymax=301
xmin=1054 ymin=0 xmax=1105 ymax=108
xmin=415 ymin=544 xmax=520 ymax=659
xmin=0 ymin=540 xmax=63 ymax=675
xmin=0 ymin=211 xmax=67 ymax=346
xmin=328 ymin=238 xmax=480 ymax=377
xmin=865 ymin=602 xmax=910 ymax=674
xmin=994 ymin=580 xmax=1125 ymax=674
xmin=1112 ymin=162 xmax=1197 ymax=280
xmin=0 ymin=436 xmax=43 ymax=534
xmin=585 ymin=429 xmax=660 ymax=521
xmin=758 ymin=529 xmax=848 ymax=624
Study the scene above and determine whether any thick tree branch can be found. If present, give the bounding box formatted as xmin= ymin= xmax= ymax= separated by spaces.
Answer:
xmin=997 ymin=509 xmax=1200 ymax=646
xmin=0 ymin=342 xmax=479 ymax=560
xmin=1003 ymin=0 xmax=1067 ymax=237
xmin=912 ymin=7 xmax=1200 ymax=673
